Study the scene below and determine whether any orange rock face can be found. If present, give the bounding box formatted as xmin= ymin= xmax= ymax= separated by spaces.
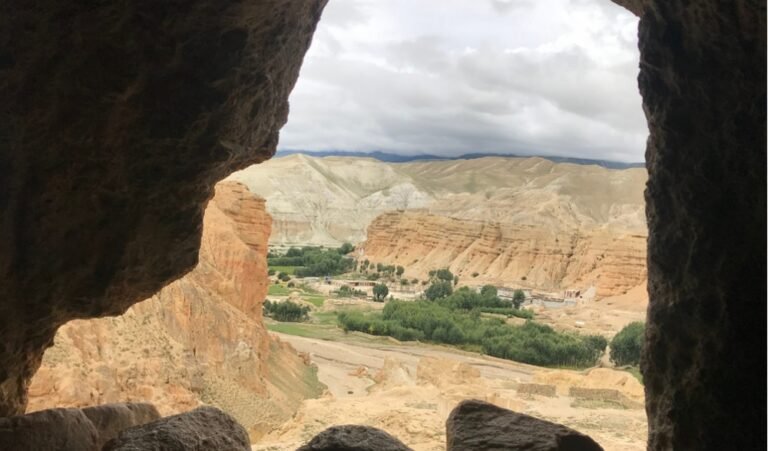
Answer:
xmin=361 ymin=211 xmax=647 ymax=299
xmin=27 ymin=182 xmax=323 ymax=437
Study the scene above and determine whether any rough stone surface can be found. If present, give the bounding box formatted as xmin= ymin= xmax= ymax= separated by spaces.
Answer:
xmin=0 ymin=0 xmax=328 ymax=416
xmin=610 ymin=1 xmax=766 ymax=449
xmin=446 ymin=400 xmax=603 ymax=451
xmin=297 ymin=425 xmax=413 ymax=451
xmin=82 ymin=403 xmax=161 ymax=449
xmin=0 ymin=407 xmax=99 ymax=451
xmin=102 ymin=406 xmax=249 ymax=451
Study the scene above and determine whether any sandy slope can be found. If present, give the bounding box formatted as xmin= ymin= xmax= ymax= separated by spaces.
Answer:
xmin=253 ymin=333 xmax=647 ymax=451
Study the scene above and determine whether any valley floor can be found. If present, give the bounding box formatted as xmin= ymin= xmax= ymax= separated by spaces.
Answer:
xmin=252 ymin=324 xmax=647 ymax=451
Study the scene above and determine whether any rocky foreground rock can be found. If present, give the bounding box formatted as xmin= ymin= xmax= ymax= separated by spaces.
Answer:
xmin=0 ymin=403 xmax=159 ymax=451
xmin=445 ymin=400 xmax=603 ymax=451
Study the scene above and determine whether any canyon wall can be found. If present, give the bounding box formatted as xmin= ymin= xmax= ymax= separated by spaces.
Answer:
xmin=362 ymin=211 xmax=646 ymax=299
xmin=27 ymin=182 xmax=324 ymax=438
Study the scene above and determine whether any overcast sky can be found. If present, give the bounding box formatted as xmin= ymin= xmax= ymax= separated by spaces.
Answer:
xmin=277 ymin=0 xmax=647 ymax=163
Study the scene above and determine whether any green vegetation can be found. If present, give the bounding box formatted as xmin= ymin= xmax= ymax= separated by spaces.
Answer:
xmin=373 ymin=283 xmax=389 ymax=301
xmin=270 ymin=265 xmax=301 ymax=275
xmin=425 ymin=281 xmax=453 ymax=300
xmin=512 ymin=289 xmax=526 ymax=309
xmin=268 ymin=245 xmax=354 ymax=277
xmin=263 ymin=299 xmax=310 ymax=322
xmin=337 ymin=300 xmax=607 ymax=368
xmin=610 ymin=321 xmax=644 ymax=366
xmin=301 ymin=295 xmax=325 ymax=307
xmin=267 ymin=284 xmax=291 ymax=296
xmin=335 ymin=285 xmax=366 ymax=298
xmin=278 ymin=272 xmax=291 ymax=282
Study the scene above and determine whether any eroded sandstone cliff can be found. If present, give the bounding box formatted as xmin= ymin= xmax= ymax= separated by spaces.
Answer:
xmin=27 ymin=182 xmax=324 ymax=438
xmin=362 ymin=211 xmax=646 ymax=299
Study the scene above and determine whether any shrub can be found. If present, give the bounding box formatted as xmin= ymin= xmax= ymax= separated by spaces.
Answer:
xmin=278 ymin=273 xmax=291 ymax=282
xmin=268 ymin=269 xmax=276 ymax=276
xmin=367 ymin=273 xmax=379 ymax=281
xmin=373 ymin=284 xmax=389 ymax=301
xmin=335 ymin=285 xmax=366 ymax=298
xmin=396 ymin=265 xmax=405 ymax=276
xmin=610 ymin=322 xmax=644 ymax=366
xmin=338 ymin=242 xmax=355 ymax=254
xmin=434 ymin=268 xmax=454 ymax=282
xmin=400 ymin=279 xmax=409 ymax=285
xmin=287 ymin=281 xmax=295 ymax=288
xmin=425 ymin=281 xmax=453 ymax=300
xmin=480 ymin=285 xmax=498 ymax=298
xmin=512 ymin=290 xmax=526 ymax=309
xmin=472 ymin=272 xmax=479 ymax=278
xmin=263 ymin=300 xmax=310 ymax=322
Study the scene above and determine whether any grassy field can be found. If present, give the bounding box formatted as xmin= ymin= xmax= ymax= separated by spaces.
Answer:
xmin=268 ymin=284 xmax=292 ymax=296
xmin=302 ymin=295 xmax=325 ymax=307
xmin=270 ymin=265 xmax=302 ymax=275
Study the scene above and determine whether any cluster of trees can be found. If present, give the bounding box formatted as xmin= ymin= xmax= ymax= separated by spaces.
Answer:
xmin=609 ymin=321 xmax=644 ymax=366
xmin=337 ymin=300 xmax=607 ymax=368
xmin=424 ymin=282 xmax=528 ymax=317
xmin=268 ymin=245 xmax=355 ymax=277
xmin=334 ymin=285 xmax=367 ymax=298
xmin=358 ymin=260 xmax=405 ymax=282
xmin=428 ymin=268 xmax=458 ymax=286
xmin=263 ymin=300 xmax=310 ymax=322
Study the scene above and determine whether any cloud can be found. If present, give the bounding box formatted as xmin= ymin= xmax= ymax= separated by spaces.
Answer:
xmin=278 ymin=0 xmax=647 ymax=162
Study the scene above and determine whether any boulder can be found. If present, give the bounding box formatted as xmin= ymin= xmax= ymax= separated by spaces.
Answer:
xmin=0 ymin=407 xmax=99 ymax=451
xmin=446 ymin=399 xmax=603 ymax=451
xmin=102 ymin=406 xmax=249 ymax=451
xmin=81 ymin=402 xmax=161 ymax=448
xmin=298 ymin=425 xmax=413 ymax=451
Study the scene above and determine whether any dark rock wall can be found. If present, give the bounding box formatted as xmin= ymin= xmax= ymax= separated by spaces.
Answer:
xmin=0 ymin=0 xmax=327 ymax=416
xmin=613 ymin=0 xmax=766 ymax=449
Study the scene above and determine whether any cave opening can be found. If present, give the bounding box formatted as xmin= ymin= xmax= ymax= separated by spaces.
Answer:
xmin=0 ymin=0 xmax=764 ymax=449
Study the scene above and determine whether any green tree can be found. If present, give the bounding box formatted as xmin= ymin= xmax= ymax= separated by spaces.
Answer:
xmin=512 ymin=290 xmax=525 ymax=309
xmin=268 ymin=269 xmax=276 ymax=276
xmin=425 ymin=281 xmax=453 ymax=300
xmin=279 ymin=272 xmax=291 ymax=282
xmin=453 ymin=275 xmax=459 ymax=286
xmin=338 ymin=242 xmax=355 ymax=254
xmin=396 ymin=265 xmax=405 ymax=276
xmin=610 ymin=322 xmax=644 ymax=366
xmin=373 ymin=283 xmax=389 ymax=301
xmin=480 ymin=285 xmax=498 ymax=298
xmin=435 ymin=268 xmax=454 ymax=282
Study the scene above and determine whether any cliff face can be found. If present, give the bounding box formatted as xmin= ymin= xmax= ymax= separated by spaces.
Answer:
xmin=27 ymin=182 xmax=324 ymax=437
xmin=362 ymin=211 xmax=646 ymax=299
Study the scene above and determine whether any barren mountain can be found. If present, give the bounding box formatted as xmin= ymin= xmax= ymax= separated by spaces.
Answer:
xmin=228 ymin=155 xmax=646 ymax=245
xmin=27 ymin=182 xmax=324 ymax=439
xmin=228 ymin=155 xmax=647 ymax=298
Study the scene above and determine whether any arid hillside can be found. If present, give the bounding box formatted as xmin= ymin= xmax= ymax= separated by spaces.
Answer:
xmin=27 ymin=182 xmax=324 ymax=439
xmin=228 ymin=154 xmax=646 ymax=244
xmin=362 ymin=211 xmax=646 ymax=299
xmin=228 ymin=154 xmax=647 ymax=298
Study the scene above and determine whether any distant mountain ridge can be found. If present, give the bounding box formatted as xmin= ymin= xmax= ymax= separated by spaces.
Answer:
xmin=276 ymin=150 xmax=645 ymax=170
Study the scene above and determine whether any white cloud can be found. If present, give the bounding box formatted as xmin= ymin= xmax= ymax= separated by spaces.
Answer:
xmin=278 ymin=0 xmax=647 ymax=162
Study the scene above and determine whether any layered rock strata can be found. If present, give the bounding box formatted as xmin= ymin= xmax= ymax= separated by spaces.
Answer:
xmin=28 ymin=182 xmax=324 ymax=437
xmin=362 ymin=211 xmax=646 ymax=298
